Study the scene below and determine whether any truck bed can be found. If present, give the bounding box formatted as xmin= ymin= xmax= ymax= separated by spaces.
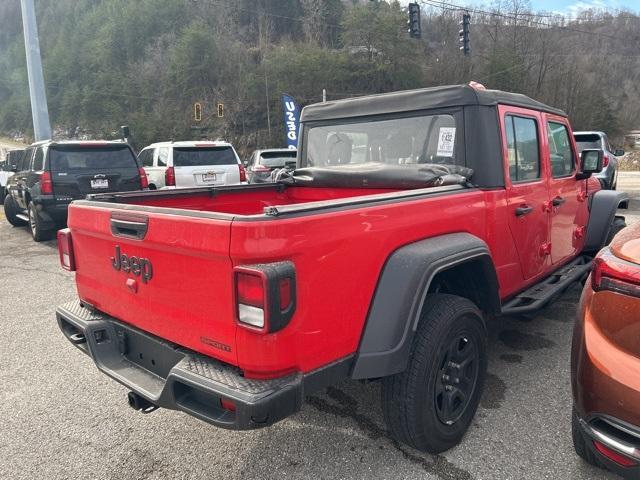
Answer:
xmin=67 ymin=182 xmax=490 ymax=378
xmin=85 ymin=183 xmax=464 ymax=217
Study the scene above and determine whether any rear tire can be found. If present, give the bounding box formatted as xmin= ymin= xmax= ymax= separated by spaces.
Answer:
xmin=572 ymin=407 xmax=602 ymax=468
xmin=381 ymin=294 xmax=487 ymax=453
xmin=3 ymin=194 xmax=27 ymax=226
xmin=605 ymin=216 xmax=626 ymax=245
xmin=28 ymin=201 xmax=54 ymax=242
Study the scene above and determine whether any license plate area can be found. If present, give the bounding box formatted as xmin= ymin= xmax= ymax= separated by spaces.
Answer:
xmin=114 ymin=323 xmax=183 ymax=379
xmin=201 ymin=172 xmax=217 ymax=182
xmin=91 ymin=179 xmax=109 ymax=189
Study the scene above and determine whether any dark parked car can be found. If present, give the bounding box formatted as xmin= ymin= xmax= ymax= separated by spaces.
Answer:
xmin=572 ymin=221 xmax=640 ymax=478
xmin=574 ymin=131 xmax=624 ymax=190
xmin=3 ymin=140 xmax=147 ymax=241
xmin=246 ymin=148 xmax=297 ymax=183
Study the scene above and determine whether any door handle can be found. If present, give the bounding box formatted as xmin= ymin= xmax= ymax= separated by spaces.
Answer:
xmin=552 ymin=196 xmax=566 ymax=207
xmin=515 ymin=205 xmax=533 ymax=217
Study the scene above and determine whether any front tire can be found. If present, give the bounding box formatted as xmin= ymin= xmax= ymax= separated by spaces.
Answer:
xmin=3 ymin=194 xmax=27 ymax=226
xmin=381 ymin=294 xmax=487 ymax=453
xmin=28 ymin=201 xmax=54 ymax=242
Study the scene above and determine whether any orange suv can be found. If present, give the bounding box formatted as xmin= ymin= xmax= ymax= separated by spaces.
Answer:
xmin=572 ymin=222 xmax=640 ymax=478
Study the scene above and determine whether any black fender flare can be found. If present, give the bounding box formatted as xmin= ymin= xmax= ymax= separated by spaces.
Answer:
xmin=583 ymin=190 xmax=628 ymax=252
xmin=351 ymin=232 xmax=500 ymax=380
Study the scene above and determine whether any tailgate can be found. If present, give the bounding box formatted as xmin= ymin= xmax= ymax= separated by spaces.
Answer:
xmin=67 ymin=203 xmax=237 ymax=365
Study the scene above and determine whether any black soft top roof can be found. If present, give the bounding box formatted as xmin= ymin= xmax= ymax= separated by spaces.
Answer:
xmin=300 ymin=84 xmax=566 ymax=122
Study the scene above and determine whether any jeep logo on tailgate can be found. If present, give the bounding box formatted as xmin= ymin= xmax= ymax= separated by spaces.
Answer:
xmin=111 ymin=245 xmax=153 ymax=283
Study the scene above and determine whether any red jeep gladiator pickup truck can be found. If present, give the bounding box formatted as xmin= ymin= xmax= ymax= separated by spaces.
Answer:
xmin=56 ymin=84 xmax=627 ymax=453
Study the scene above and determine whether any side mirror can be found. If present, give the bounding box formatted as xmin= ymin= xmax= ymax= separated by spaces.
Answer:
xmin=10 ymin=165 xmax=17 ymax=172
xmin=243 ymin=161 xmax=248 ymax=167
xmin=614 ymin=148 xmax=625 ymax=157
xmin=576 ymin=149 xmax=603 ymax=180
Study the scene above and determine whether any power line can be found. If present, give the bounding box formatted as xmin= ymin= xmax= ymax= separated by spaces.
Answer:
xmin=421 ymin=0 xmax=629 ymax=42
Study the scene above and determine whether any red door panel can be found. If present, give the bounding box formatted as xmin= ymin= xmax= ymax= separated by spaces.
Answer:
xmin=499 ymin=106 xmax=551 ymax=280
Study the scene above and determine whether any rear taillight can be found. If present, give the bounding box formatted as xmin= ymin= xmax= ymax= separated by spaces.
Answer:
xmin=252 ymin=164 xmax=270 ymax=173
xmin=139 ymin=167 xmax=149 ymax=189
xmin=40 ymin=171 xmax=53 ymax=195
xmin=239 ymin=163 xmax=247 ymax=182
xmin=603 ymin=154 xmax=610 ymax=167
xmin=165 ymin=166 xmax=175 ymax=186
xmin=57 ymin=228 xmax=75 ymax=271
xmin=592 ymin=248 xmax=640 ymax=298
xmin=593 ymin=440 xmax=637 ymax=467
xmin=234 ymin=262 xmax=296 ymax=333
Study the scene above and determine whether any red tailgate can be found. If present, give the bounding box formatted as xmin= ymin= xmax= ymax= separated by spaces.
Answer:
xmin=67 ymin=203 xmax=237 ymax=366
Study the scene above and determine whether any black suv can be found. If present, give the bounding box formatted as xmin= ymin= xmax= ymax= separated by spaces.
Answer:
xmin=3 ymin=140 xmax=146 ymax=241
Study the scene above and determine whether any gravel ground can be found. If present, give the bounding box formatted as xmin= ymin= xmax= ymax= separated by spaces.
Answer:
xmin=2 ymin=172 xmax=639 ymax=480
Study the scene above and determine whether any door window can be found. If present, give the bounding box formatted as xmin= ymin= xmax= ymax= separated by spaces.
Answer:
xmin=505 ymin=115 xmax=540 ymax=182
xmin=157 ymin=148 xmax=169 ymax=166
xmin=547 ymin=122 xmax=575 ymax=177
xmin=32 ymin=148 xmax=44 ymax=171
xmin=138 ymin=149 xmax=154 ymax=167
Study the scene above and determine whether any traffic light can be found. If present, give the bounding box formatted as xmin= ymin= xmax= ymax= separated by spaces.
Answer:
xmin=408 ymin=3 xmax=421 ymax=39
xmin=194 ymin=102 xmax=202 ymax=122
xmin=459 ymin=13 xmax=470 ymax=56
xmin=217 ymin=103 xmax=224 ymax=118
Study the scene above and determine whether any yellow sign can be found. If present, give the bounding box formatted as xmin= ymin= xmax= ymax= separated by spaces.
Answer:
xmin=194 ymin=102 xmax=202 ymax=122
xmin=217 ymin=103 xmax=224 ymax=118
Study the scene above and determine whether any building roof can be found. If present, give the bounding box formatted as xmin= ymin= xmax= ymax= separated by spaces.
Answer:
xmin=300 ymin=84 xmax=566 ymax=122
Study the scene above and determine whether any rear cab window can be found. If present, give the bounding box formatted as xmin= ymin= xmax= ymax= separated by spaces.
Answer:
xmin=504 ymin=115 xmax=541 ymax=182
xmin=172 ymin=146 xmax=238 ymax=167
xmin=303 ymin=112 xmax=463 ymax=168
xmin=48 ymin=145 xmax=138 ymax=172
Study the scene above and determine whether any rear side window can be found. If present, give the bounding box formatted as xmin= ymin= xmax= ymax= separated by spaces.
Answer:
xmin=138 ymin=149 xmax=153 ymax=167
xmin=505 ymin=115 xmax=540 ymax=182
xmin=574 ymin=134 xmax=602 ymax=152
xmin=259 ymin=151 xmax=297 ymax=168
xmin=157 ymin=148 xmax=169 ymax=166
xmin=173 ymin=147 xmax=237 ymax=167
xmin=32 ymin=148 xmax=44 ymax=171
xmin=547 ymin=122 xmax=575 ymax=177
xmin=49 ymin=146 xmax=138 ymax=172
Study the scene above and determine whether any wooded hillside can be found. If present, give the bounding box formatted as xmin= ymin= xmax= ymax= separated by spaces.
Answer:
xmin=0 ymin=0 xmax=638 ymax=155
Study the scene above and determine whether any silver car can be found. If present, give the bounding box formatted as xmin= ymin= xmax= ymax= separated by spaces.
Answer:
xmin=573 ymin=131 xmax=624 ymax=190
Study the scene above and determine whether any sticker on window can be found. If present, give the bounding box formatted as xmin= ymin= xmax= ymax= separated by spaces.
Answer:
xmin=437 ymin=127 xmax=456 ymax=157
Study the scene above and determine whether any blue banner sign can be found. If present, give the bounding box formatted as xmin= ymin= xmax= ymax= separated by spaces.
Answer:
xmin=281 ymin=93 xmax=300 ymax=149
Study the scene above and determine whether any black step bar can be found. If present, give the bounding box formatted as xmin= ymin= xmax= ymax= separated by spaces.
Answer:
xmin=501 ymin=255 xmax=592 ymax=316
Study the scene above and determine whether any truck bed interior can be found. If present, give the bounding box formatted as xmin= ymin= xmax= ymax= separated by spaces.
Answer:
xmin=97 ymin=185 xmax=401 ymax=216
xmin=85 ymin=163 xmax=471 ymax=217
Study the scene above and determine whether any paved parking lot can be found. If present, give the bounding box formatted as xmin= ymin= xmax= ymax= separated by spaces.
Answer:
xmin=1 ymin=174 xmax=639 ymax=480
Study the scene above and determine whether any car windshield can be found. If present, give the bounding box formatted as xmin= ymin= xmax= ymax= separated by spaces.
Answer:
xmin=303 ymin=113 xmax=461 ymax=169
xmin=259 ymin=151 xmax=297 ymax=168
xmin=173 ymin=146 xmax=237 ymax=167
xmin=574 ymin=134 xmax=602 ymax=152
xmin=49 ymin=145 xmax=137 ymax=171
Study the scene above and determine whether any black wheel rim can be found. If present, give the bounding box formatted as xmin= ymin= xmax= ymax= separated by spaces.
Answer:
xmin=434 ymin=330 xmax=480 ymax=425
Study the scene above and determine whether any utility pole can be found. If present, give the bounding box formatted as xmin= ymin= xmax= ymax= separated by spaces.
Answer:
xmin=20 ymin=0 xmax=51 ymax=141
